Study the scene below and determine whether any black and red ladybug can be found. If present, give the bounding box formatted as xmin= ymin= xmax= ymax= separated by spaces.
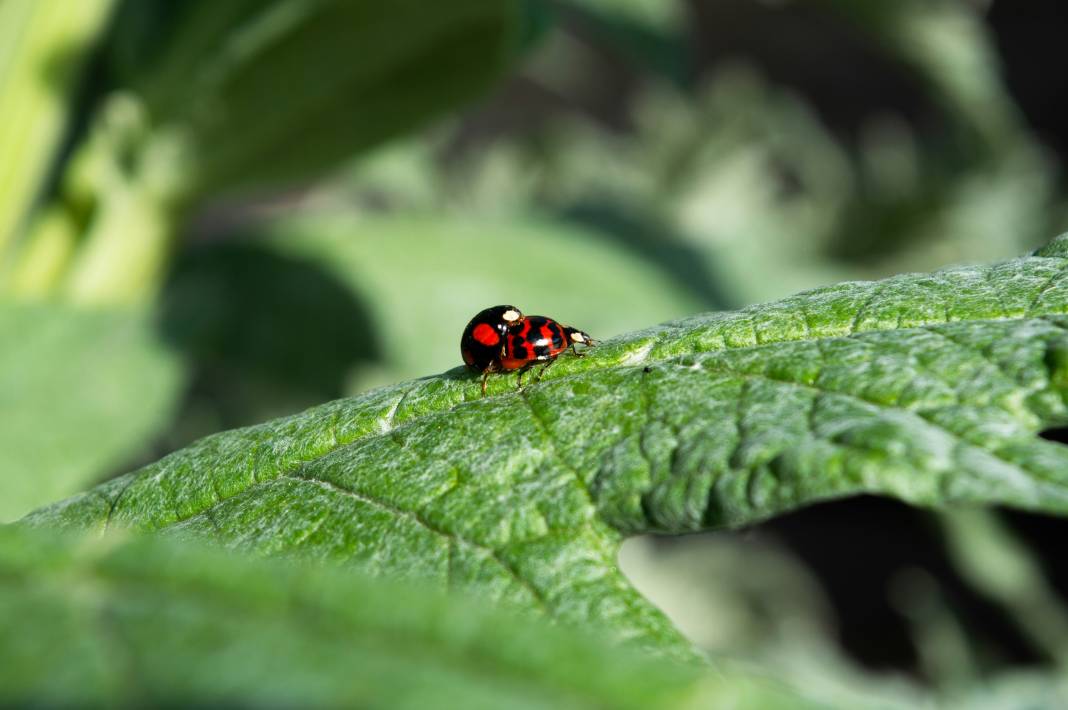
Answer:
xmin=460 ymin=304 xmax=524 ymax=373
xmin=461 ymin=305 xmax=596 ymax=395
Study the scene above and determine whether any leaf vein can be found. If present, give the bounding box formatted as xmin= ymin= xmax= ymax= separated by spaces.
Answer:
xmin=687 ymin=361 xmax=1068 ymax=494
xmin=291 ymin=475 xmax=553 ymax=614
xmin=1026 ymin=263 xmax=1068 ymax=316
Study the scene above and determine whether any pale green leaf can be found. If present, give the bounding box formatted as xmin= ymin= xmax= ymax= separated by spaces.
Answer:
xmin=0 ymin=303 xmax=183 ymax=521
xmin=0 ymin=525 xmax=821 ymax=709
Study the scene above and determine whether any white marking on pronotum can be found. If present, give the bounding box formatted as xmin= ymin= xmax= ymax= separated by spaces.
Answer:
xmin=620 ymin=341 xmax=653 ymax=366
xmin=503 ymin=309 xmax=521 ymax=322
xmin=570 ymin=332 xmax=586 ymax=343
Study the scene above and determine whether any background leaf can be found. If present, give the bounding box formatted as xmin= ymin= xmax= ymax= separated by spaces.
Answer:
xmin=24 ymin=238 xmax=1068 ymax=660
xmin=0 ymin=303 xmax=183 ymax=522
xmin=158 ymin=0 xmax=519 ymax=197
xmin=2 ymin=0 xmax=522 ymax=305
xmin=0 ymin=525 xmax=738 ymax=710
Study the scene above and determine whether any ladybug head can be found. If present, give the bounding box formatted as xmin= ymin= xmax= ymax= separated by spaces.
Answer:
xmin=460 ymin=305 xmax=524 ymax=372
xmin=564 ymin=326 xmax=597 ymax=347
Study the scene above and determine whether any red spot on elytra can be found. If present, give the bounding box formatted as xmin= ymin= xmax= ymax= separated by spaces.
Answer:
xmin=472 ymin=323 xmax=500 ymax=346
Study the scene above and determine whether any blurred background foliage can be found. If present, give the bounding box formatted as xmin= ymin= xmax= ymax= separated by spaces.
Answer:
xmin=3 ymin=0 xmax=1068 ymax=702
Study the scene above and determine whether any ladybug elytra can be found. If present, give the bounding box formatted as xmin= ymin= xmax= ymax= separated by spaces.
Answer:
xmin=460 ymin=305 xmax=524 ymax=373
xmin=461 ymin=305 xmax=596 ymax=395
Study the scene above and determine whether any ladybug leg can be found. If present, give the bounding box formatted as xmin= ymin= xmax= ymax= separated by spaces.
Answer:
xmin=517 ymin=363 xmax=542 ymax=390
xmin=570 ymin=341 xmax=593 ymax=358
xmin=534 ymin=357 xmax=556 ymax=383
xmin=480 ymin=358 xmax=504 ymax=397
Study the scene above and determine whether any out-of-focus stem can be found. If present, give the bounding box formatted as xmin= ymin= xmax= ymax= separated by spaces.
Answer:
xmin=14 ymin=93 xmax=188 ymax=306
xmin=0 ymin=0 xmax=115 ymax=255
xmin=61 ymin=179 xmax=175 ymax=305
xmin=4 ymin=206 xmax=80 ymax=299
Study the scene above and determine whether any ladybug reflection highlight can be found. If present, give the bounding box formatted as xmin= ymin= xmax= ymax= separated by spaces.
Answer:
xmin=461 ymin=305 xmax=596 ymax=395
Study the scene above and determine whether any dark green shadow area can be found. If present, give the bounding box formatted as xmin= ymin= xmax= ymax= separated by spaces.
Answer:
xmin=155 ymin=239 xmax=383 ymax=445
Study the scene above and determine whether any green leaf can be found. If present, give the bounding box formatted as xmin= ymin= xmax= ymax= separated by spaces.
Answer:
xmin=128 ymin=0 xmax=522 ymax=198
xmin=0 ymin=524 xmax=822 ymax=709
xmin=555 ymin=0 xmax=692 ymax=88
xmin=24 ymin=236 xmax=1068 ymax=656
xmin=0 ymin=303 xmax=183 ymax=522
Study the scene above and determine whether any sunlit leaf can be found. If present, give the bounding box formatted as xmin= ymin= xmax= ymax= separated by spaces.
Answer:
xmin=24 ymin=236 xmax=1068 ymax=659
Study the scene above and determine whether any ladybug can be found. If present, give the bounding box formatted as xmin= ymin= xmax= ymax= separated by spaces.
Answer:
xmin=461 ymin=305 xmax=596 ymax=395
xmin=461 ymin=304 xmax=524 ymax=374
